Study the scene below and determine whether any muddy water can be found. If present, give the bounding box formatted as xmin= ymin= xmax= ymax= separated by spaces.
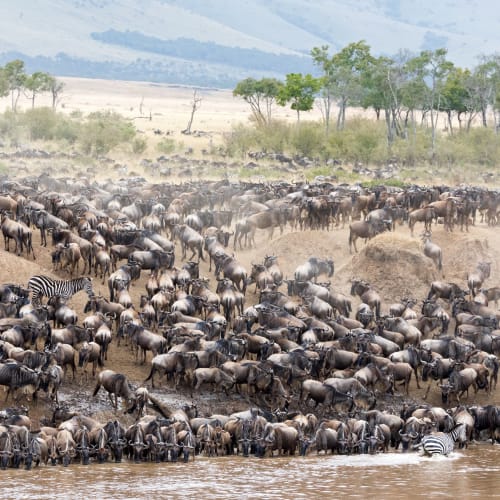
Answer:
xmin=3 ymin=445 xmax=500 ymax=500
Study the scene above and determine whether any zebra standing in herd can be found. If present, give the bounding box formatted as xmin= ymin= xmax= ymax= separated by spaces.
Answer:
xmin=27 ymin=275 xmax=94 ymax=309
xmin=419 ymin=423 xmax=467 ymax=456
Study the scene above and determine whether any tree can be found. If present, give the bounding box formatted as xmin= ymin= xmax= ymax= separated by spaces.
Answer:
xmin=24 ymin=71 xmax=52 ymax=108
xmin=276 ymin=73 xmax=321 ymax=122
xmin=0 ymin=67 xmax=9 ymax=99
xmin=47 ymin=76 xmax=65 ymax=110
xmin=440 ymin=67 xmax=472 ymax=132
xmin=468 ymin=55 xmax=500 ymax=129
xmin=312 ymin=41 xmax=374 ymax=131
xmin=311 ymin=46 xmax=335 ymax=134
xmin=413 ymin=48 xmax=454 ymax=152
xmin=362 ymin=55 xmax=401 ymax=146
xmin=233 ymin=77 xmax=282 ymax=126
xmin=182 ymin=89 xmax=202 ymax=134
xmin=3 ymin=59 xmax=27 ymax=111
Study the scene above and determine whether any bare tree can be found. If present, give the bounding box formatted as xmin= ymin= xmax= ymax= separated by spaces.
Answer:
xmin=182 ymin=89 xmax=202 ymax=134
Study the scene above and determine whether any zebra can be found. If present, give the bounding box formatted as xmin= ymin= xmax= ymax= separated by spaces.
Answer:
xmin=28 ymin=275 xmax=94 ymax=309
xmin=420 ymin=423 xmax=466 ymax=456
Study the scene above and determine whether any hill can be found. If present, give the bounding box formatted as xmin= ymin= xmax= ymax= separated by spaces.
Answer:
xmin=1 ymin=0 xmax=499 ymax=87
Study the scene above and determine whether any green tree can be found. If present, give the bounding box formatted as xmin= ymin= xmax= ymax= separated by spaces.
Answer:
xmin=3 ymin=59 xmax=27 ymax=111
xmin=469 ymin=56 xmax=500 ymax=129
xmin=312 ymin=41 xmax=374 ymax=132
xmin=0 ymin=67 xmax=9 ymax=99
xmin=412 ymin=48 xmax=454 ymax=152
xmin=47 ymin=76 xmax=65 ymax=110
xmin=440 ymin=67 xmax=472 ymax=133
xmin=24 ymin=71 xmax=52 ymax=108
xmin=311 ymin=45 xmax=335 ymax=133
xmin=362 ymin=55 xmax=401 ymax=146
xmin=233 ymin=77 xmax=282 ymax=125
xmin=276 ymin=73 xmax=321 ymax=122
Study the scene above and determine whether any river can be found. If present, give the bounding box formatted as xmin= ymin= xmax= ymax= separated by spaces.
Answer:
xmin=3 ymin=444 xmax=500 ymax=499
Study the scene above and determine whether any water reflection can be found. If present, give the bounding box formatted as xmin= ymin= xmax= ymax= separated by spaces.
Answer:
xmin=5 ymin=445 xmax=500 ymax=500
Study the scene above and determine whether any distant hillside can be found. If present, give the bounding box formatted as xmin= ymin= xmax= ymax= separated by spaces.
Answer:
xmin=0 ymin=0 xmax=499 ymax=88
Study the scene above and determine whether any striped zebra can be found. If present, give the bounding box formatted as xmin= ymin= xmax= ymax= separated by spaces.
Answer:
xmin=420 ymin=423 xmax=466 ymax=456
xmin=28 ymin=275 xmax=94 ymax=309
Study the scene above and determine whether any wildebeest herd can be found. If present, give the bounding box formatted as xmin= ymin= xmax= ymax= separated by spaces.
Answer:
xmin=0 ymin=175 xmax=498 ymax=468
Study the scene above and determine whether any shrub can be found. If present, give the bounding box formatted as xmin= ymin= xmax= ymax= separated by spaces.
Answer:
xmin=224 ymin=124 xmax=260 ymax=158
xmin=22 ymin=107 xmax=58 ymax=141
xmin=156 ymin=137 xmax=176 ymax=154
xmin=78 ymin=111 xmax=136 ymax=156
xmin=132 ymin=136 xmax=148 ymax=154
xmin=0 ymin=110 xmax=20 ymax=140
xmin=290 ymin=121 xmax=324 ymax=158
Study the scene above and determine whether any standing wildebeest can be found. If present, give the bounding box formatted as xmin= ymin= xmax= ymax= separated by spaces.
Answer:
xmin=214 ymin=254 xmax=248 ymax=294
xmin=78 ymin=341 xmax=103 ymax=382
xmin=107 ymin=263 xmax=141 ymax=302
xmin=408 ymin=206 xmax=435 ymax=236
xmin=348 ymin=219 xmax=389 ymax=253
xmin=427 ymin=281 xmax=466 ymax=302
xmin=294 ymin=257 xmax=334 ymax=283
xmin=123 ymin=322 xmax=168 ymax=364
xmin=249 ymin=263 xmax=275 ymax=294
xmin=173 ymin=224 xmax=205 ymax=262
xmin=94 ymin=248 xmax=112 ymax=284
xmin=27 ymin=208 xmax=69 ymax=247
xmin=467 ymin=262 xmax=491 ymax=297
xmin=421 ymin=231 xmax=443 ymax=273
xmin=350 ymin=279 xmax=382 ymax=320
xmin=216 ymin=278 xmax=245 ymax=322
xmin=263 ymin=255 xmax=283 ymax=286
xmin=52 ymin=243 xmax=81 ymax=277
xmin=128 ymin=249 xmax=174 ymax=272
xmin=92 ymin=369 xmax=137 ymax=411
xmin=1 ymin=213 xmax=30 ymax=257
xmin=0 ymin=361 xmax=41 ymax=402
xmin=233 ymin=209 xmax=285 ymax=249
xmin=301 ymin=379 xmax=353 ymax=411
xmin=192 ymin=368 xmax=236 ymax=396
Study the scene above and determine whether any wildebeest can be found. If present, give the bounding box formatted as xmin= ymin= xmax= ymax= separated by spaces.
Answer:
xmin=78 ymin=341 xmax=102 ymax=382
xmin=144 ymin=351 xmax=199 ymax=389
xmin=350 ymin=279 xmax=382 ymax=320
xmin=348 ymin=219 xmax=389 ymax=253
xmin=92 ymin=369 xmax=137 ymax=411
xmin=294 ymin=257 xmax=334 ymax=283
xmin=107 ymin=263 xmax=141 ymax=302
xmin=440 ymin=366 xmax=478 ymax=405
xmin=301 ymin=379 xmax=353 ymax=411
xmin=427 ymin=281 xmax=467 ymax=305
xmin=192 ymin=367 xmax=235 ymax=395
xmin=408 ymin=206 xmax=435 ymax=236
xmin=123 ymin=322 xmax=168 ymax=364
xmin=233 ymin=209 xmax=285 ymax=249
xmin=173 ymin=224 xmax=205 ymax=262
xmin=421 ymin=231 xmax=443 ymax=273
xmin=467 ymin=261 xmax=491 ymax=297
xmin=128 ymin=249 xmax=174 ymax=272
xmin=214 ymin=254 xmax=248 ymax=294
xmin=0 ymin=361 xmax=41 ymax=402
